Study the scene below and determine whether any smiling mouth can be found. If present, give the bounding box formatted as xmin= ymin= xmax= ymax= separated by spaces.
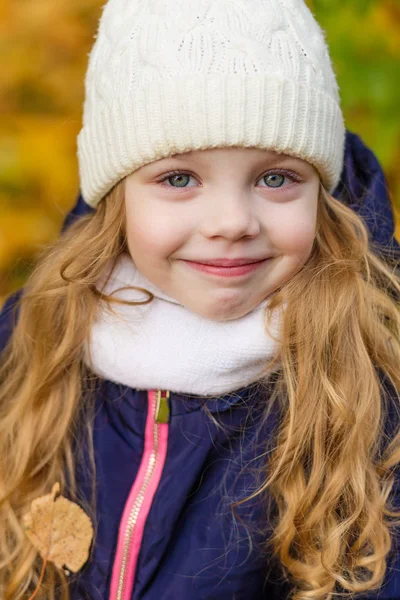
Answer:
xmin=185 ymin=258 xmax=271 ymax=267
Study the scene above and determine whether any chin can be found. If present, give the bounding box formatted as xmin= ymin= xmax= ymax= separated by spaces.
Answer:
xmin=196 ymin=303 xmax=250 ymax=322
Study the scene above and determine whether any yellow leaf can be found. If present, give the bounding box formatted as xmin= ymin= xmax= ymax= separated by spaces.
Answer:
xmin=23 ymin=482 xmax=94 ymax=574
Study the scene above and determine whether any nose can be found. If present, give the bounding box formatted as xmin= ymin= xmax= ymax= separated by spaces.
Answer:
xmin=199 ymin=189 xmax=261 ymax=240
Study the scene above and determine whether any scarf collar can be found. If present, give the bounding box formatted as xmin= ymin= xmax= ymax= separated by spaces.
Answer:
xmin=84 ymin=254 xmax=282 ymax=396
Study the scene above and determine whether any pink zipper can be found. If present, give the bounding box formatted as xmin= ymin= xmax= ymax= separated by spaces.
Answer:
xmin=109 ymin=390 xmax=170 ymax=600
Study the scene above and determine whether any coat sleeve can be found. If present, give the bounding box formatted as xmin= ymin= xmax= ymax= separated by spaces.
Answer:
xmin=338 ymin=371 xmax=400 ymax=600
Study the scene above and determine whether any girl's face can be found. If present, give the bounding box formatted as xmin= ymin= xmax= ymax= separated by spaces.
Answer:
xmin=124 ymin=147 xmax=320 ymax=321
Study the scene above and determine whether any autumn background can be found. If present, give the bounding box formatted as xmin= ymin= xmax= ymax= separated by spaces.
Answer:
xmin=1 ymin=0 xmax=399 ymax=300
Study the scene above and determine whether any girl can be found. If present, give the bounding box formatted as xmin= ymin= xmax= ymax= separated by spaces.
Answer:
xmin=1 ymin=1 xmax=400 ymax=599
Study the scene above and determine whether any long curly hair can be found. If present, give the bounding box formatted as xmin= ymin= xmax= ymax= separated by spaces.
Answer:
xmin=0 ymin=175 xmax=399 ymax=599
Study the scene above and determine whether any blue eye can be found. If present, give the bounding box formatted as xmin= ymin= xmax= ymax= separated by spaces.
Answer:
xmin=262 ymin=173 xmax=285 ymax=188
xmin=158 ymin=169 xmax=300 ymax=190
xmin=163 ymin=173 xmax=194 ymax=188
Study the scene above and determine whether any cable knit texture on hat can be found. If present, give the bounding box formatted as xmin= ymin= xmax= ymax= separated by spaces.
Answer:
xmin=77 ymin=0 xmax=346 ymax=208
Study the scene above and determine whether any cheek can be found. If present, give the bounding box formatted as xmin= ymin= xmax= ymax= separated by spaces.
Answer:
xmin=125 ymin=201 xmax=188 ymax=258
xmin=267 ymin=202 xmax=317 ymax=256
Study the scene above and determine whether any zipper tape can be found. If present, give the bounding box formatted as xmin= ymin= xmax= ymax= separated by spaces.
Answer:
xmin=110 ymin=390 xmax=170 ymax=599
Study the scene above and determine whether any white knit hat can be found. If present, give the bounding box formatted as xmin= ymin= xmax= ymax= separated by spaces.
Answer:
xmin=77 ymin=0 xmax=346 ymax=208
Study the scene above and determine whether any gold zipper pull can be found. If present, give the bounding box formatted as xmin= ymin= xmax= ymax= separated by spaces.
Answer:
xmin=154 ymin=390 xmax=170 ymax=424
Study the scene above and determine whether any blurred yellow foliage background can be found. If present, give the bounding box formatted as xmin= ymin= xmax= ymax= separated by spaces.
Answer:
xmin=1 ymin=0 xmax=399 ymax=297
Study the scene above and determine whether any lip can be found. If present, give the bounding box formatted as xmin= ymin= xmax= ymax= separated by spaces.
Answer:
xmin=184 ymin=258 xmax=269 ymax=267
xmin=182 ymin=258 xmax=269 ymax=278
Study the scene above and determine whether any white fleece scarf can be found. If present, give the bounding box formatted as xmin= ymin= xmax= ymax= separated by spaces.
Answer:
xmin=84 ymin=254 xmax=282 ymax=396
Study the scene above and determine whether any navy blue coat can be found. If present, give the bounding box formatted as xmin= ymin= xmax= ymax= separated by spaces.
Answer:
xmin=1 ymin=131 xmax=400 ymax=599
